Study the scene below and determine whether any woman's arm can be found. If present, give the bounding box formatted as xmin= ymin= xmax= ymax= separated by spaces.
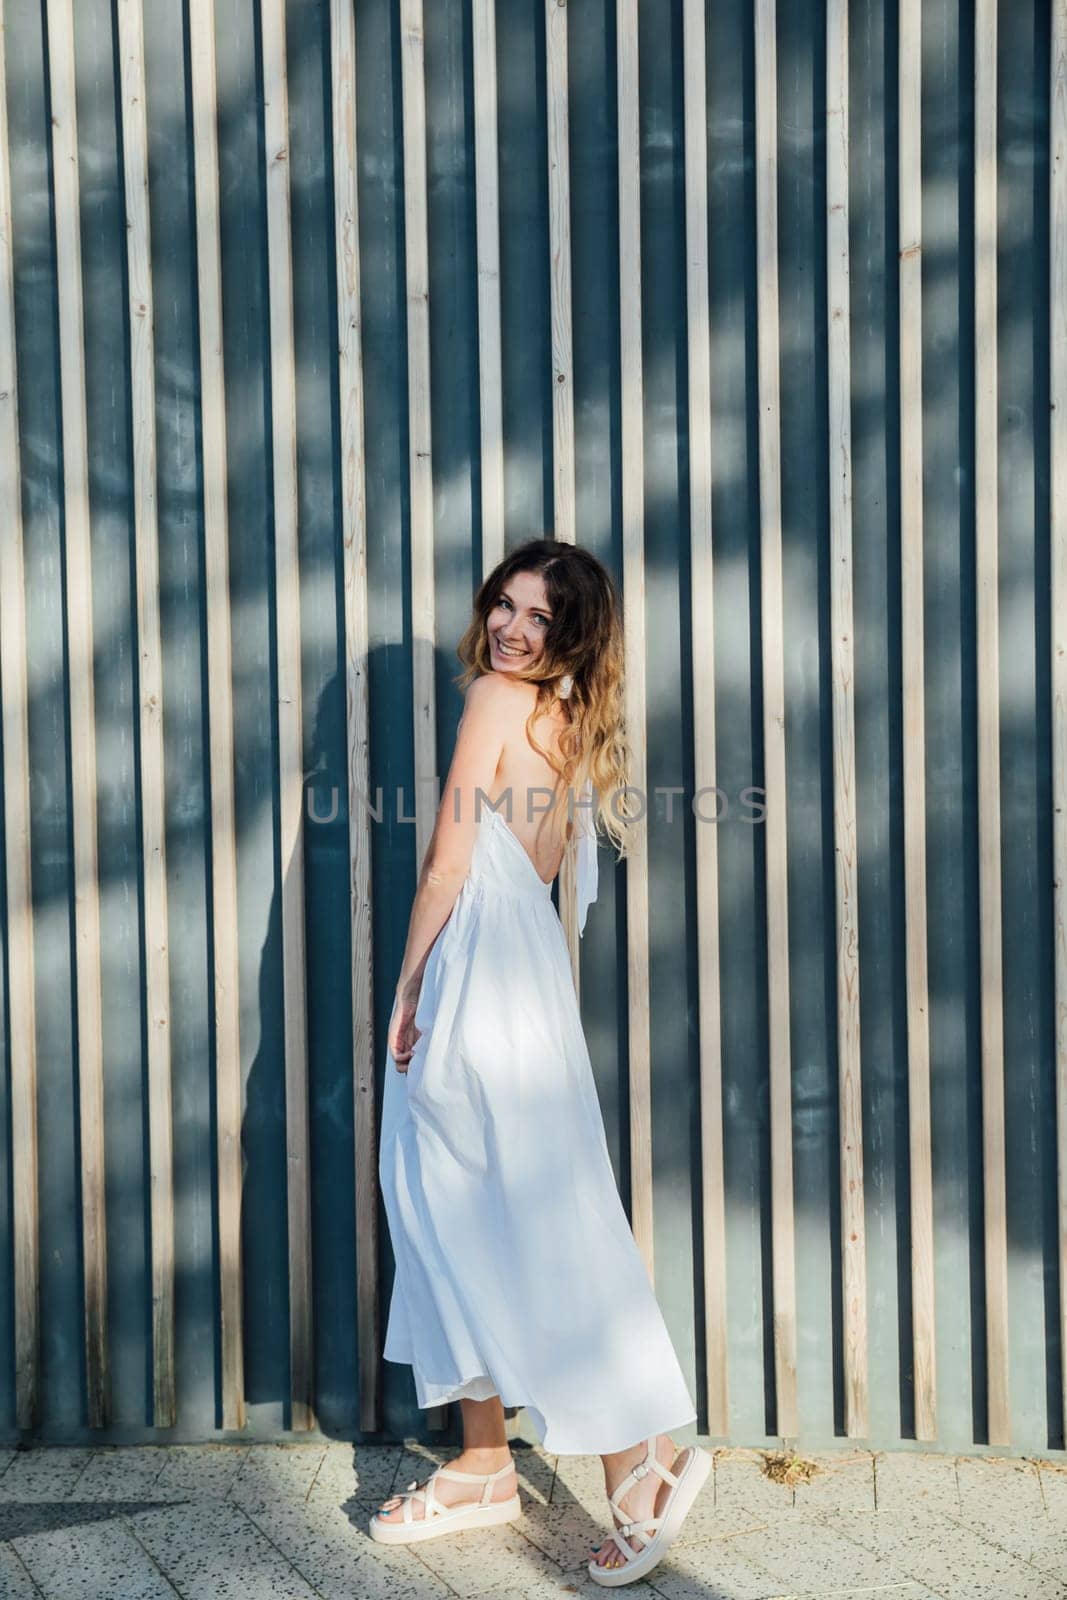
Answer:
xmin=393 ymin=671 xmax=512 ymax=1007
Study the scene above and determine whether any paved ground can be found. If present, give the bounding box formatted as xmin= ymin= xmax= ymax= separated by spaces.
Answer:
xmin=0 ymin=1438 xmax=1065 ymax=1599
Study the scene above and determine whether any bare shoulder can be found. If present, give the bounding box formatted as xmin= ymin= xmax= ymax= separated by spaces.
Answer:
xmin=462 ymin=670 xmax=535 ymax=725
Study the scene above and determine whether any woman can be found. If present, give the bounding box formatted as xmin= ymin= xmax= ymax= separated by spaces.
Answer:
xmin=369 ymin=540 xmax=710 ymax=1586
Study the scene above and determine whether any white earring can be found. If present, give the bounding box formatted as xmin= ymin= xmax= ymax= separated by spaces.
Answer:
xmin=558 ymin=673 xmax=573 ymax=699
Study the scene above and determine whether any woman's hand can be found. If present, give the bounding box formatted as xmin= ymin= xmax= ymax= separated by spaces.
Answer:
xmin=388 ymin=987 xmax=422 ymax=1073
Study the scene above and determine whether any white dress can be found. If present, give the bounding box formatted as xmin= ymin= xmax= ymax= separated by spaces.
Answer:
xmin=378 ymin=785 xmax=698 ymax=1456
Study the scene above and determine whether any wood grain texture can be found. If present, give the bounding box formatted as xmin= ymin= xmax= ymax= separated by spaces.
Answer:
xmin=546 ymin=0 xmax=574 ymax=547
xmin=682 ymin=0 xmax=727 ymax=1439
xmin=330 ymin=0 xmax=380 ymax=1435
xmin=260 ymin=0 xmax=315 ymax=1432
xmin=0 ymin=0 xmax=41 ymax=1433
xmin=1051 ymin=0 xmax=1067 ymax=1454
xmin=188 ymin=0 xmax=245 ymax=1432
xmin=399 ymin=0 xmax=446 ymax=1431
xmin=753 ymin=0 xmax=797 ymax=1438
xmin=898 ymin=0 xmax=936 ymax=1442
xmin=974 ymin=0 xmax=1010 ymax=1448
xmin=473 ymin=0 xmax=504 ymax=573
xmin=616 ymin=0 xmax=654 ymax=1279
xmin=115 ymin=0 xmax=176 ymax=1431
xmin=45 ymin=0 xmax=110 ymax=1430
xmin=826 ymin=0 xmax=867 ymax=1440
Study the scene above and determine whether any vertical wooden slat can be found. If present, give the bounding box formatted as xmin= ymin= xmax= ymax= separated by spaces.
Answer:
xmin=616 ymin=0 xmax=653 ymax=1276
xmin=974 ymin=0 xmax=1010 ymax=1448
xmin=330 ymin=0 xmax=380 ymax=1435
xmin=753 ymin=0 xmax=797 ymax=1438
xmin=898 ymin=0 xmax=936 ymax=1443
xmin=546 ymin=0 xmax=574 ymax=547
xmin=399 ymin=0 xmax=445 ymax=1432
xmin=472 ymin=0 xmax=504 ymax=574
xmin=188 ymin=0 xmax=245 ymax=1431
xmin=682 ymin=0 xmax=728 ymax=1437
xmin=114 ymin=0 xmax=176 ymax=1431
xmin=44 ymin=0 xmax=110 ymax=1430
xmin=544 ymin=0 xmax=583 ymax=988
xmin=1051 ymin=0 xmax=1067 ymax=1454
xmin=260 ymin=0 xmax=315 ymax=1432
xmin=826 ymin=0 xmax=867 ymax=1440
xmin=0 ymin=0 xmax=41 ymax=1433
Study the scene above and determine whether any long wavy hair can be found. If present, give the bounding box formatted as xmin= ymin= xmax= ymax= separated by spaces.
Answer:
xmin=454 ymin=539 xmax=637 ymax=861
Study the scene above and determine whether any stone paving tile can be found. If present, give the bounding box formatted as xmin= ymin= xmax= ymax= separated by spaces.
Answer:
xmin=120 ymin=1497 xmax=322 ymax=1598
xmin=873 ymin=1452 xmax=961 ymax=1516
xmin=406 ymin=1517 xmax=571 ymax=1598
xmin=1010 ymin=1527 xmax=1067 ymax=1585
xmin=306 ymin=1440 xmax=404 ymax=1506
xmin=955 ymin=1455 xmax=1045 ymax=1530
xmin=550 ymin=1453 xmax=612 ymax=1515
xmin=712 ymin=1450 xmax=801 ymax=1519
xmin=790 ymin=1451 xmax=876 ymax=1515
xmin=11 ymin=1515 xmax=179 ymax=1598
xmin=236 ymin=1488 xmax=454 ymax=1599
xmin=511 ymin=1499 xmax=615 ymax=1570
xmin=152 ymin=1444 xmax=251 ymax=1499
xmin=828 ymin=1504 xmax=1067 ymax=1598
xmin=226 ymin=1441 xmax=329 ymax=1507
xmin=0 ymin=1541 xmax=41 ymax=1598
xmin=641 ymin=1537 xmax=782 ymax=1599
xmin=0 ymin=1451 xmax=17 ymax=1480
xmin=727 ymin=1514 xmax=925 ymax=1596
xmin=1039 ymin=1464 xmax=1067 ymax=1526
xmin=65 ymin=1446 xmax=172 ymax=1501
xmin=0 ymin=1450 xmax=95 ymax=1502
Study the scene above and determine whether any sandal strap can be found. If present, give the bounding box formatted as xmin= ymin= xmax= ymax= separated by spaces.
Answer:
xmin=606 ymin=1438 xmax=679 ymax=1522
xmin=397 ymin=1459 xmax=513 ymax=1519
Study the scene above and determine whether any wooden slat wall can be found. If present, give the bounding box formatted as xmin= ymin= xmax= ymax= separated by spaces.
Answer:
xmin=753 ymin=0 xmax=798 ymax=1439
xmin=114 ymin=0 xmax=176 ymax=1432
xmin=1053 ymin=0 xmax=1067 ymax=1456
xmin=187 ymin=0 xmax=245 ymax=1435
xmin=43 ymin=0 xmax=111 ymax=1432
xmin=260 ymin=0 xmax=314 ymax=1433
xmin=974 ymin=0 xmax=1011 ymax=1449
xmin=682 ymin=0 xmax=728 ymax=1441
xmin=0 ymin=0 xmax=40 ymax=1434
xmin=0 ymin=0 xmax=1063 ymax=1460
xmin=330 ymin=0 xmax=379 ymax=1436
xmin=898 ymin=0 xmax=937 ymax=1444
xmin=825 ymin=0 xmax=867 ymax=1441
xmin=616 ymin=0 xmax=655 ymax=1283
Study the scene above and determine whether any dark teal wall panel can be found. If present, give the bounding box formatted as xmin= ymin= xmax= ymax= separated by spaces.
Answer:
xmin=0 ymin=0 xmax=1061 ymax=1459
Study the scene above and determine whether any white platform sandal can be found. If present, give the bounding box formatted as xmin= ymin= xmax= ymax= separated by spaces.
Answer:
xmin=368 ymin=1456 xmax=521 ymax=1544
xmin=588 ymin=1436 xmax=712 ymax=1587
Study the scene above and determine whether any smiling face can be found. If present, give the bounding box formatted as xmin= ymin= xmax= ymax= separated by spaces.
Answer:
xmin=486 ymin=569 xmax=553 ymax=673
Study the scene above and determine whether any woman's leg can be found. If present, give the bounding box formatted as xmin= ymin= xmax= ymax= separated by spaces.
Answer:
xmin=589 ymin=1433 xmax=682 ymax=1572
xmin=373 ymin=1395 xmax=517 ymax=1523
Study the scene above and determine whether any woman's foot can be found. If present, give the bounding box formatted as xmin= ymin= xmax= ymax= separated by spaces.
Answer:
xmin=374 ymin=1445 xmax=517 ymax=1525
xmin=590 ymin=1434 xmax=682 ymax=1573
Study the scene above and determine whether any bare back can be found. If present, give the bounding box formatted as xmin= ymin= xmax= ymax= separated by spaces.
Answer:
xmin=484 ymin=681 xmax=573 ymax=886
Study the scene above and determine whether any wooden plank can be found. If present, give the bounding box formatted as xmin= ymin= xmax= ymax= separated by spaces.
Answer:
xmin=1051 ymin=0 xmax=1067 ymax=1453
xmin=546 ymin=0 xmax=574 ymax=546
xmin=616 ymin=0 xmax=653 ymax=1276
xmin=330 ymin=0 xmax=380 ymax=1435
xmin=974 ymin=0 xmax=1010 ymax=1448
xmin=682 ymin=0 xmax=727 ymax=1438
xmin=44 ymin=0 xmax=110 ymax=1430
xmin=898 ymin=0 xmax=936 ymax=1443
xmin=260 ymin=0 xmax=315 ymax=1432
xmin=0 ymin=0 xmax=41 ymax=1433
xmin=187 ymin=0 xmax=245 ymax=1431
xmin=826 ymin=0 xmax=867 ymax=1440
xmin=472 ymin=0 xmax=504 ymax=573
xmin=753 ymin=0 xmax=797 ymax=1438
xmin=399 ymin=0 xmax=445 ymax=1431
xmin=114 ymin=0 xmax=176 ymax=1431
xmin=543 ymin=0 xmax=583 ymax=988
